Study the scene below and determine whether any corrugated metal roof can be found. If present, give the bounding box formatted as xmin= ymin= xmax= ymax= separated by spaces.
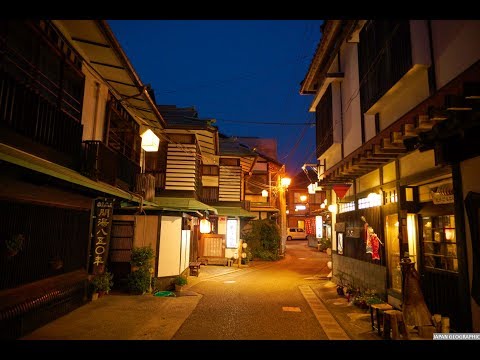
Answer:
xmin=154 ymin=196 xmax=217 ymax=214
xmin=214 ymin=206 xmax=257 ymax=218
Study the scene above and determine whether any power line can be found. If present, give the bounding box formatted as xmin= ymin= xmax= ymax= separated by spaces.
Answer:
xmin=215 ymin=118 xmax=315 ymax=126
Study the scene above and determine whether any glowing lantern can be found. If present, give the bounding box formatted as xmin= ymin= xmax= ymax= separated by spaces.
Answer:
xmin=199 ymin=218 xmax=211 ymax=234
xmin=261 ymin=190 xmax=268 ymax=197
xmin=140 ymin=129 xmax=160 ymax=152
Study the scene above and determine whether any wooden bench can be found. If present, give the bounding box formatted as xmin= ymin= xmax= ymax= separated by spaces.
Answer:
xmin=189 ymin=262 xmax=201 ymax=277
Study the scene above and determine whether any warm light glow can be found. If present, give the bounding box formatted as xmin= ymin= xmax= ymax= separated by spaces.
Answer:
xmin=241 ymin=252 xmax=247 ymax=259
xmin=300 ymin=195 xmax=307 ymax=202
xmin=295 ymin=205 xmax=306 ymax=211
xmin=199 ymin=218 xmax=211 ymax=234
xmin=286 ymin=210 xmax=289 ymax=214
xmin=328 ymin=204 xmax=337 ymax=213
xmin=242 ymin=242 xmax=248 ymax=249
xmin=320 ymin=203 xmax=326 ymax=209
xmin=140 ymin=129 xmax=160 ymax=152
xmin=261 ymin=190 xmax=268 ymax=197
xmin=445 ymin=228 xmax=455 ymax=241
xmin=281 ymin=177 xmax=291 ymax=187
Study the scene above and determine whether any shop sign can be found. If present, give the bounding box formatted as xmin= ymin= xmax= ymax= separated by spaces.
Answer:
xmin=91 ymin=198 xmax=114 ymax=274
xmin=346 ymin=226 xmax=361 ymax=238
xmin=431 ymin=183 xmax=454 ymax=204
xmin=335 ymin=222 xmax=346 ymax=232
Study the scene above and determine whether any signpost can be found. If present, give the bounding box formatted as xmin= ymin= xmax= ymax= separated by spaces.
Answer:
xmin=90 ymin=198 xmax=114 ymax=274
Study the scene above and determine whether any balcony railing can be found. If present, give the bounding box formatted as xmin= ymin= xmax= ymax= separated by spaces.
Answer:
xmin=0 ymin=69 xmax=83 ymax=168
xmin=82 ymin=141 xmax=140 ymax=191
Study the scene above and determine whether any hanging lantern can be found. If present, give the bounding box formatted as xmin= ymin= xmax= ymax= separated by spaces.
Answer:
xmin=140 ymin=129 xmax=160 ymax=152
xmin=200 ymin=218 xmax=211 ymax=234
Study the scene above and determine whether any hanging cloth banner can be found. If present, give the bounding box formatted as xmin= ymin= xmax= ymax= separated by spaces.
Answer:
xmin=333 ymin=184 xmax=352 ymax=199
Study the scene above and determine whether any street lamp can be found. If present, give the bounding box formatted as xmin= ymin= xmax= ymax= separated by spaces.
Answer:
xmin=279 ymin=176 xmax=291 ymax=256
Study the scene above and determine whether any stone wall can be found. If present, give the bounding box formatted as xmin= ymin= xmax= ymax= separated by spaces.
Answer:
xmin=332 ymin=253 xmax=387 ymax=295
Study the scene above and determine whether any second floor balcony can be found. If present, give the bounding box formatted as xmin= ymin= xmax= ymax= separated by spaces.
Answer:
xmin=82 ymin=140 xmax=140 ymax=191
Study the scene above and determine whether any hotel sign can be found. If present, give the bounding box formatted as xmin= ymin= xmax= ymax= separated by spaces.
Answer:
xmin=431 ymin=183 xmax=454 ymax=205
xmin=90 ymin=198 xmax=114 ymax=274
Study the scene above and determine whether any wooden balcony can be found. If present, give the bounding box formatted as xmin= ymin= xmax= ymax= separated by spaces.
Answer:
xmin=82 ymin=141 xmax=140 ymax=191
xmin=0 ymin=69 xmax=83 ymax=169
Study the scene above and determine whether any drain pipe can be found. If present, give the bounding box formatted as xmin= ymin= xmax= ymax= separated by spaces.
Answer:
xmin=91 ymin=81 xmax=100 ymax=139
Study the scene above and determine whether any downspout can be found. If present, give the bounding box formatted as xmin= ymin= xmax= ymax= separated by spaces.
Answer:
xmin=91 ymin=81 xmax=100 ymax=139
xmin=338 ymin=49 xmax=344 ymax=160
xmin=427 ymin=20 xmax=437 ymax=95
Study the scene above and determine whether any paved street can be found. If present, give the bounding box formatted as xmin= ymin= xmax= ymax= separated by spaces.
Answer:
xmin=20 ymin=240 xmax=376 ymax=343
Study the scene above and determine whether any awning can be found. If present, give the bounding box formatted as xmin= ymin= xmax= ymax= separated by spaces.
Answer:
xmin=154 ymin=196 xmax=217 ymax=214
xmin=56 ymin=20 xmax=166 ymax=133
xmin=214 ymin=206 xmax=257 ymax=218
xmin=0 ymin=143 xmax=157 ymax=207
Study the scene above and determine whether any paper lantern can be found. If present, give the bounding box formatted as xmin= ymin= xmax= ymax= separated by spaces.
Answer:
xmin=140 ymin=129 xmax=160 ymax=152
xmin=199 ymin=218 xmax=211 ymax=234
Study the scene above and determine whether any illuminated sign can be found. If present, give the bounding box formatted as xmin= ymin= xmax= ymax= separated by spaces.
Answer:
xmin=226 ymin=219 xmax=238 ymax=248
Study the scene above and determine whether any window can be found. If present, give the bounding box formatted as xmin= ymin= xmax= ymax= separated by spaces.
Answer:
xmin=385 ymin=214 xmax=402 ymax=292
xmin=339 ymin=201 xmax=355 ymax=214
xmin=202 ymin=165 xmax=219 ymax=175
xmin=421 ymin=215 xmax=458 ymax=272
xmin=315 ymin=84 xmax=333 ymax=158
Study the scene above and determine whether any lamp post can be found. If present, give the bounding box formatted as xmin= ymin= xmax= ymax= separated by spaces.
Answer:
xmin=279 ymin=176 xmax=291 ymax=256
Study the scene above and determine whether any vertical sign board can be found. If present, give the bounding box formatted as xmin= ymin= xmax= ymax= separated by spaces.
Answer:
xmin=90 ymin=198 xmax=115 ymax=274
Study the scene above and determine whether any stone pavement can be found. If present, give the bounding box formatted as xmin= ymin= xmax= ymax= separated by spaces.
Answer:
xmin=20 ymin=261 xmax=425 ymax=341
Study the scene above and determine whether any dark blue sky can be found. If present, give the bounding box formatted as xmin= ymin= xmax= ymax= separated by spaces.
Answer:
xmin=108 ymin=20 xmax=323 ymax=176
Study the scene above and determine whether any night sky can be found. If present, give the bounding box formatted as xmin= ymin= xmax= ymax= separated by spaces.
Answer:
xmin=108 ymin=20 xmax=323 ymax=176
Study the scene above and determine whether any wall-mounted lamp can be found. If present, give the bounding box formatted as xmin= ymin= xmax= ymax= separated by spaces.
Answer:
xmin=140 ymin=129 xmax=160 ymax=152
xmin=261 ymin=190 xmax=268 ymax=197
xmin=300 ymin=195 xmax=307 ymax=202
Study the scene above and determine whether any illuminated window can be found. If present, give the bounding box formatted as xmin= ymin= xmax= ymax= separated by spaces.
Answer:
xmin=358 ymin=193 xmax=382 ymax=209
xmin=406 ymin=214 xmax=418 ymax=269
xmin=385 ymin=214 xmax=402 ymax=292
xmin=384 ymin=189 xmax=398 ymax=204
xmin=338 ymin=201 xmax=355 ymax=213
xmin=421 ymin=215 xmax=457 ymax=272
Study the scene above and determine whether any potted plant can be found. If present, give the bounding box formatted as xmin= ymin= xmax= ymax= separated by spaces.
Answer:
xmin=5 ymin=233 xmax=25 ymax=257
xmin=174 ymin=275 xmax=188 ymax=292
xmin=91 ymin=271 xmax=114 ymax=299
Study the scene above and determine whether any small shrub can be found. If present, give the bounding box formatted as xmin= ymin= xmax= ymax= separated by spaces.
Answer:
xmin=127 ymin=267 xmax=151 ymax=294
xmin=92 ymin=271 xmax=114 ymax=293
xmin=174 ymin=275 xmax=188 ymax=286
xmin=131 ymin=246 xmax=155 ymax=267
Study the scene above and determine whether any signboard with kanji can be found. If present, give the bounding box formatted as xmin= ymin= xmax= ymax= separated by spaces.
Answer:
xmin=90 ymin=198 xmax=114 ymax=274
